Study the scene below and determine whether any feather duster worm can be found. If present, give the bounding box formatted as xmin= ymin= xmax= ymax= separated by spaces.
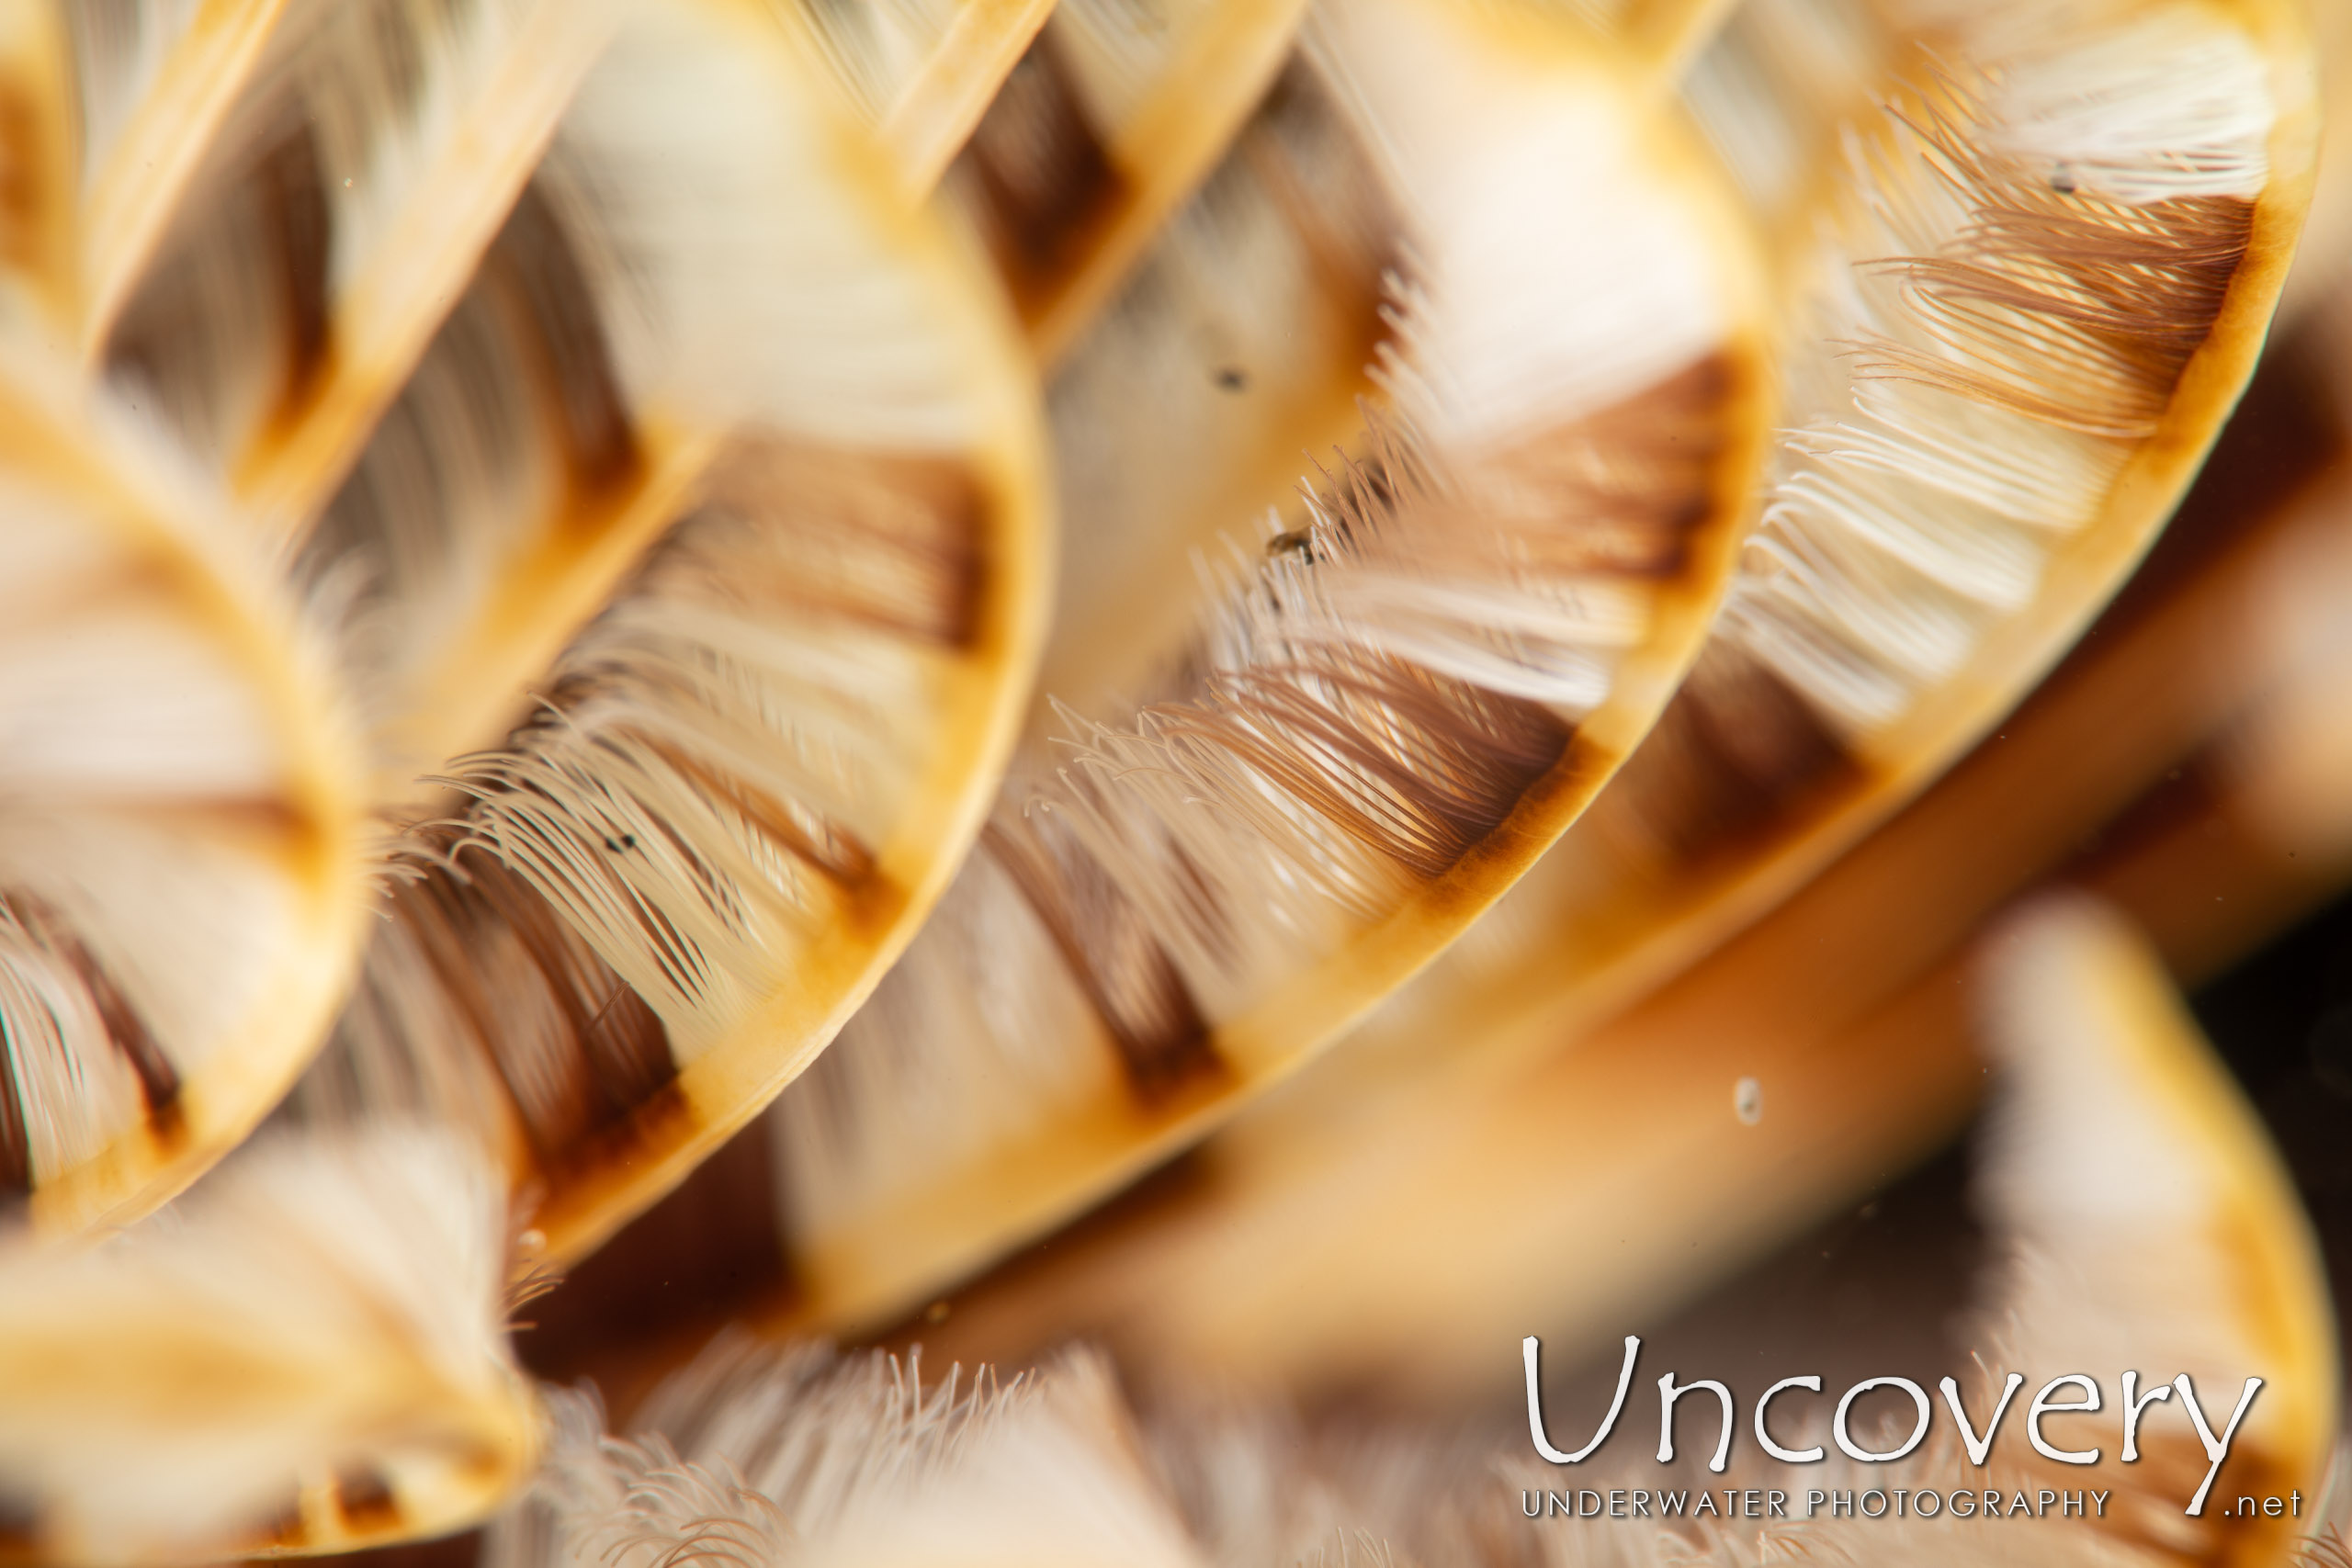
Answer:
xmin=669 ymin=0 xmax=1774 ymax=1341
xmin=278 ymin=0 xmax=1050 ymax=1264
xmin=1476 ymin=0 xmax=2317 ymax=1088
xmin=616 ymin=0 xmax=2313 ymax=1353
xmin=0 ymin=343 xmax=367 ymax=1233
xmin=0 ymin=0 xmax=1051 ymax=1258
xmin=492 ymin=895 xmax=2334 ymax=1568
xmin=944 ymin=0 xmax=2320 ymax=1352
xmin=896 ymin=337 xmax=2352 ymax=1400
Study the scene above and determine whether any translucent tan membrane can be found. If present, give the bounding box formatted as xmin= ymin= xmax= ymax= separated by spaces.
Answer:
xmin=0 ymin=344 xmax=367 ymax=1235
xmin=905 ymin=408 xmax=2352 ymax=1407
xmin=953 ymin=0 xmax=1316 ymax=361
xmin=201 ymin=0 xmax=1053 ymax=1268
xmin=542 ymin=0 xmax=1773 ymax=1343
xmin=2278 ymin=4 xmax=2352 ymax=350
xmin=491 ymin=896 xmax=2332 ymax=1568
xmin=0 ymin=1123 xmax=538 ymax=1565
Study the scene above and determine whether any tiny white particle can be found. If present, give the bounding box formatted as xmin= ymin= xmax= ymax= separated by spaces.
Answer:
xmin=1734 ymin=1076 xmax=1763 ymax=1125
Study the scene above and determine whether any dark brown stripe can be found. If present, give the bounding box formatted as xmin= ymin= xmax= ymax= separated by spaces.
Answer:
xmin=2101 ymin=331 xmax=2349 ymax=634
xmin=253 ymin=1493 xmax=310 ymax=1551
xmin=297 ymin=281 xmax=524 ymax=603
xmin=381 ymin=850 xmax=675 ymax=1168
xmin=1857 ymin=108 xmax=2256 ymax=437
xmin=1334 ymin=350 xmax=1736 ymax=600
xmin=981 ymin=822 xmax=1217 ymax=1099
xmin=1149 ymin=647 xmax=1570 ymax=882
xmin=331 ymin=1467 xmax=402 ymax=1534
xmin=0 ymin=1491 xmax=35 ymax=1563
xmin=1923 ymin=194 xmax=2250 ymax=362
xmin=2059 ymin=737 xmax=2231 ymax=883
xmin=0 ymin=1008 xmax=29 ymax=1200
xmin=2 ymin=893 xmax=181 ymax=1127
xmin=961 ymin=23 xmax=1129 ymax=322
xmin=1477 ymin=354 xmax=1736 ymax=581
xmin=1606 ymin=641 xmax=1861 ymax=872
xmin=626 ymin=730 xmax=876 ymax=890
xmin=463 ymin=852 xmax=674 ymax=1159
xmin=69 ymin=937 xmax=181 ymax=1129
xmin=254 ymin=119 xmax=334 ymax=416
xmin=487 ymin=178 xmax=640 ymax=498
xmin=0 ymin=891 xmax=187 ymax=1199
xmin=693 ymin=441 xmax=988 ymax=649
xmin=104 ymin=114 xmax=336 ymax=456
xmin=515 ymin=1111 xmax=793 ymax=1386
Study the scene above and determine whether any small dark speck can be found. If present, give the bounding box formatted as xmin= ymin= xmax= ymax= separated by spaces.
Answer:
xmin=605 ymin=834 xmax=637 ymax=852
xmin=1266 ymin=528 xmax=1313 ymax=559
xmin=924 ymin=1300 xmax=952 ymax=1324
xmin=1215 ymin=366 xmax=1249 ymax=392
xmin=2051 ymin=162 xmax=2076 ymax=194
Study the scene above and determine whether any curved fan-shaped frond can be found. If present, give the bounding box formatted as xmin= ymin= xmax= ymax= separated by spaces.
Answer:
xmin=0 ymin=1123 xmax=538 ymax=1564
xmin=71 ymin=0 xmax=1046 ymax=791
xmin=7 ymin=0 xmax=1052 ymax=1273
xmin=1421 ymin=0 xmax=2315 ymax=1048
xmin=1970 ymin=896 xmax=2336 ymax=1562
xmin=0 ymin=343 xmax=368 ymax=1233
xmin=250 ymin=0 xmax=1054 ymax=1264
xmin=633 ymin=0 xmax=1771 ymax=1340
